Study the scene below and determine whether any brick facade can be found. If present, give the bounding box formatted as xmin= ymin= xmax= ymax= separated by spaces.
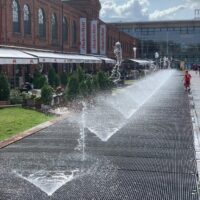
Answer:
xmin=0 ymin=0 xmax=83 ymax=53
xmin=0 ymin=0 xmax=136 ymax=57
xmin=0 ymin=0 xmax=137 ymax=87
xmin=0 ymin=1 xmax=2 ymax=43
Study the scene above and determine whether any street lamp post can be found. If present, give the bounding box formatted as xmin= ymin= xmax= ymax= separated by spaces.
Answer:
xmin=155 ymin=52 xmax=159 ymax=69
xmin=133 ymin=47 xmax=137 ymax=59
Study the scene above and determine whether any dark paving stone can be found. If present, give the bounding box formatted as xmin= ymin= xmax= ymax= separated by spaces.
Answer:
xmin=0 ymin=71 xmax=198 ymax=200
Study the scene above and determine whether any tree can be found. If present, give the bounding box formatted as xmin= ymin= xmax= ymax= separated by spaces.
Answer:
xmin=97 ymin=71 xmax=114 ymax=90
xmin=65 ymin=76 xmax=79 ymax=100
xmin=79 ymin=81 xmax=88 ymax=97
xmin=60 ymin=72 xmax=68 ymax=87
xmin=92 ymin=75 xmax=99 ymax=91
xmin=0 ymin=73 xmax=10 ymax=101
xmin=41 ymin=84 xmax=53 ymax=105
xmin=33 ymin=71 xmax=47 ymax=89
xmin=54 ymin=74 xmax=60 ymax=88
xmin=77 ymin=67 xmax=85 ymax=82
xmin=86 ymin=77 xmax=93 ymax=94
xmin=48 ymin=67 xmax=57 ymax=87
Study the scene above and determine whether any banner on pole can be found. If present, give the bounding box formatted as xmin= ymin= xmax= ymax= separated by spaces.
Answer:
xmin=100 ymin=24 xmax=106 ymax=55
xmin=91 ymin=20 xmax=98 ymax=54
xmin=80 ymin=18 xmax=87 ymax=54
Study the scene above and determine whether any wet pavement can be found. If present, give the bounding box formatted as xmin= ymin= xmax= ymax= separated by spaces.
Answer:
xmin=190 ymin=70 xmax=200 ymax=179
xmin=0 ymin=70 xmax=199 ymax=200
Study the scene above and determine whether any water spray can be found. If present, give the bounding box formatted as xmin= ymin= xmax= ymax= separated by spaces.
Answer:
xmin=110 ymin=41 xmax=122 ymax=83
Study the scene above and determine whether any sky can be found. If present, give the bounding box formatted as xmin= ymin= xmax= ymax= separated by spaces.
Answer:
xmin=99 ymin=0 xmax=200 ymax=22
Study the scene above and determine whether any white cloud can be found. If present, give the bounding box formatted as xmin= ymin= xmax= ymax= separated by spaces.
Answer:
xmin=100 ymin=0 xmax=149 ymax=22
xmin=99 ymin=0 xmax=200 ymax=22
xmin=149 ymin=5 xmax=186 ymax=20
xmin=186 ymin=0 xmax=200 ymax=9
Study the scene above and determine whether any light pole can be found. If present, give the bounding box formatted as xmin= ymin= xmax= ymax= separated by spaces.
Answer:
xmin=155 ymin=52 xmax=159 ymax=69
xmin=133 ymin=47 xmax=137 ymax=59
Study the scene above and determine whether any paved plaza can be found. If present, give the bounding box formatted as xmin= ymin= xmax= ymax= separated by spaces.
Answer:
xmin=190 ymin=71 xmax=200 ymax=178
xmin=0 ymin=70 xmax=199 ymax=200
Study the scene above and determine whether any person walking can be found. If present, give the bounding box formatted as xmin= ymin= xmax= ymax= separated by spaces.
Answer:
xmin=198 ymin=65 xmax=200 ymax=76
xmin=183 ymin=70 xmax=192 ymax=91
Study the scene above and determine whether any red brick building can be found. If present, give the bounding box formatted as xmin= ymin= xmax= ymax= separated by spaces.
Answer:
xmin=0 ymin=0 xmax=137 ymax=87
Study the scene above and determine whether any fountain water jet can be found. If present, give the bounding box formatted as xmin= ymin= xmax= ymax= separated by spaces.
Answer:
xmin=14 ymin=153 xmax=118 ymax=196
xmin=83 ymin=70 xmax=175 ymax=141
xmin=15 ymin=169 xmax=79 ymax=196
xmin=13 ymin=70 xmax=175 ymax=197
xmin=75 ymin=101 xmax=87 ymax=161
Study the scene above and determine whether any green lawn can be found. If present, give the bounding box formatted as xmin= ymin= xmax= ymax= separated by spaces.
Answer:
xmin=0 ymin=107 xmax=54 ymax=141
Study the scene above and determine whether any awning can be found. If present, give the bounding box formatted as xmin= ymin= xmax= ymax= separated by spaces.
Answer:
xmin=23 ymin=50 xmax=102 ymax=64
xmin=66 ymin=54 xmax=102 ymax=64
xmin=23 ymin=50 xmax=69 ymax=63
xmin=100 ymin=57 xmax=116 ymax=64
xmin=0 ymin=49 xmax=38 ymax=65
xmin=129 ymin=59 xmax=150 ymax=65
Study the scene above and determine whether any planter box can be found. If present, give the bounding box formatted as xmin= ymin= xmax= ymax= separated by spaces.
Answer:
xmin=35 ymin=100 xmax=42 ymax=109
xmin=0 ymin=101 xmax=10 ymax=106
xmin=23 ymin=99 xmax=35 ymax=107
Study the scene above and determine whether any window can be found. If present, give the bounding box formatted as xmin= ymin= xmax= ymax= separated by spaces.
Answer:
xmin=51 ymin=13 xmax=57 ymax=40
xmin=12 ymin=0 xmax=20 ymax=32
xmin=38 ymin=8 xmax=45 ymax=38
xmin=63 ymin=17 xmax=68 ymax=43
xmin=23 ymin=4 xmax=31 ymax=35
xmin=72 ymin=20 xmax=77 ymax=45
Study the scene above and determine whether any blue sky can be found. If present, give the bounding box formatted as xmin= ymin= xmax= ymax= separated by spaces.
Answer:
xmin=99 ymin=0 xmax=200 ymax=22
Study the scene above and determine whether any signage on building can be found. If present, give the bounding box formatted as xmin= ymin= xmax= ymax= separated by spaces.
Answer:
xmin=91 ymin=20 xmax=98 ymax=54
xmin=80 ymin=18 xmax=87 ymax=54
xmin=100 ymin=24 xmax=106 ymax=55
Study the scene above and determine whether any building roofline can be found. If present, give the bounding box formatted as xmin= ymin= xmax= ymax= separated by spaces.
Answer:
xmin=108 ymin=19 xmax=200 ymax=25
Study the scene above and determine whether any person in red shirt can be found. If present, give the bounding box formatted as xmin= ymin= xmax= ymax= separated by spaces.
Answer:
xmin=184 ymin=70 xmax=191 ymax=91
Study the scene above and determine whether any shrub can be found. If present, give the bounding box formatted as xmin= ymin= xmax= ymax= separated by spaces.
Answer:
xmin=33 ymin=71 xmax=47 ymax=89
xmin=41 ymin=85 xmax=53 ymax=105
xmin=10 ymin=89 xmax=23 ymax=104
xmin=79 ymin=81 xmax=88 ymax=97
xmin=0 ymin=73 xmax=10 ymax=101
xmin=77 ymin=67 xmax=85 ymax=82
xmin=54 ymin=74 xmax=60 ymax=88
xmin=92 ymin=76 xmax=100 ymax=91
xmin=48 ymin=67 xmax=60 ymax=87
xmin=60 ymin=73 xmax=68 ymax=87
xmin=86 ymin=77 xmax=93 ymax=95
xmin=65 ymin=76 xmax=79 ymax=100
xmin=97 ymin=71 xmax=108 ymax=90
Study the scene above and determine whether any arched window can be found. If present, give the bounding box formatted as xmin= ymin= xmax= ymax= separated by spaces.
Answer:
xmin=23 ymin=4 xmax=31 ymax=35
xmin=12 ymin=0 xmax=20 ymax=32
xmin=38 ymin=8 xmax=45 ymax=38
xmin=72 ymin=20 xmax=77 ymax=45
xmin=63 ymin=17 xmax=68 ymax=43
xmin=51 ymin=13 xmax=57 ymax=40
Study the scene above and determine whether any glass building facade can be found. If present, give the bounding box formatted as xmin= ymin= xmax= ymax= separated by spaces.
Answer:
xmin=112 ymin=20 xmax=200 ymax=66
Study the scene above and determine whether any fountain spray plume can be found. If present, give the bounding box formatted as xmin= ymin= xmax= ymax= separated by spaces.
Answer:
xmin=75 ymin=101 xmax=87 ymax=161
xmin=110 ymin=41 xmax=122 ymax=83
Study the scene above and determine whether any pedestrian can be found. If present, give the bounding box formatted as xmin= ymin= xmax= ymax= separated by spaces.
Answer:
xmin=198 ymin=65 xmax=200 ymax=76
xmin=183 ymin=70 xmax=191 ymax=91
xmin=195 ymin=65 xmax=198 ymax=74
